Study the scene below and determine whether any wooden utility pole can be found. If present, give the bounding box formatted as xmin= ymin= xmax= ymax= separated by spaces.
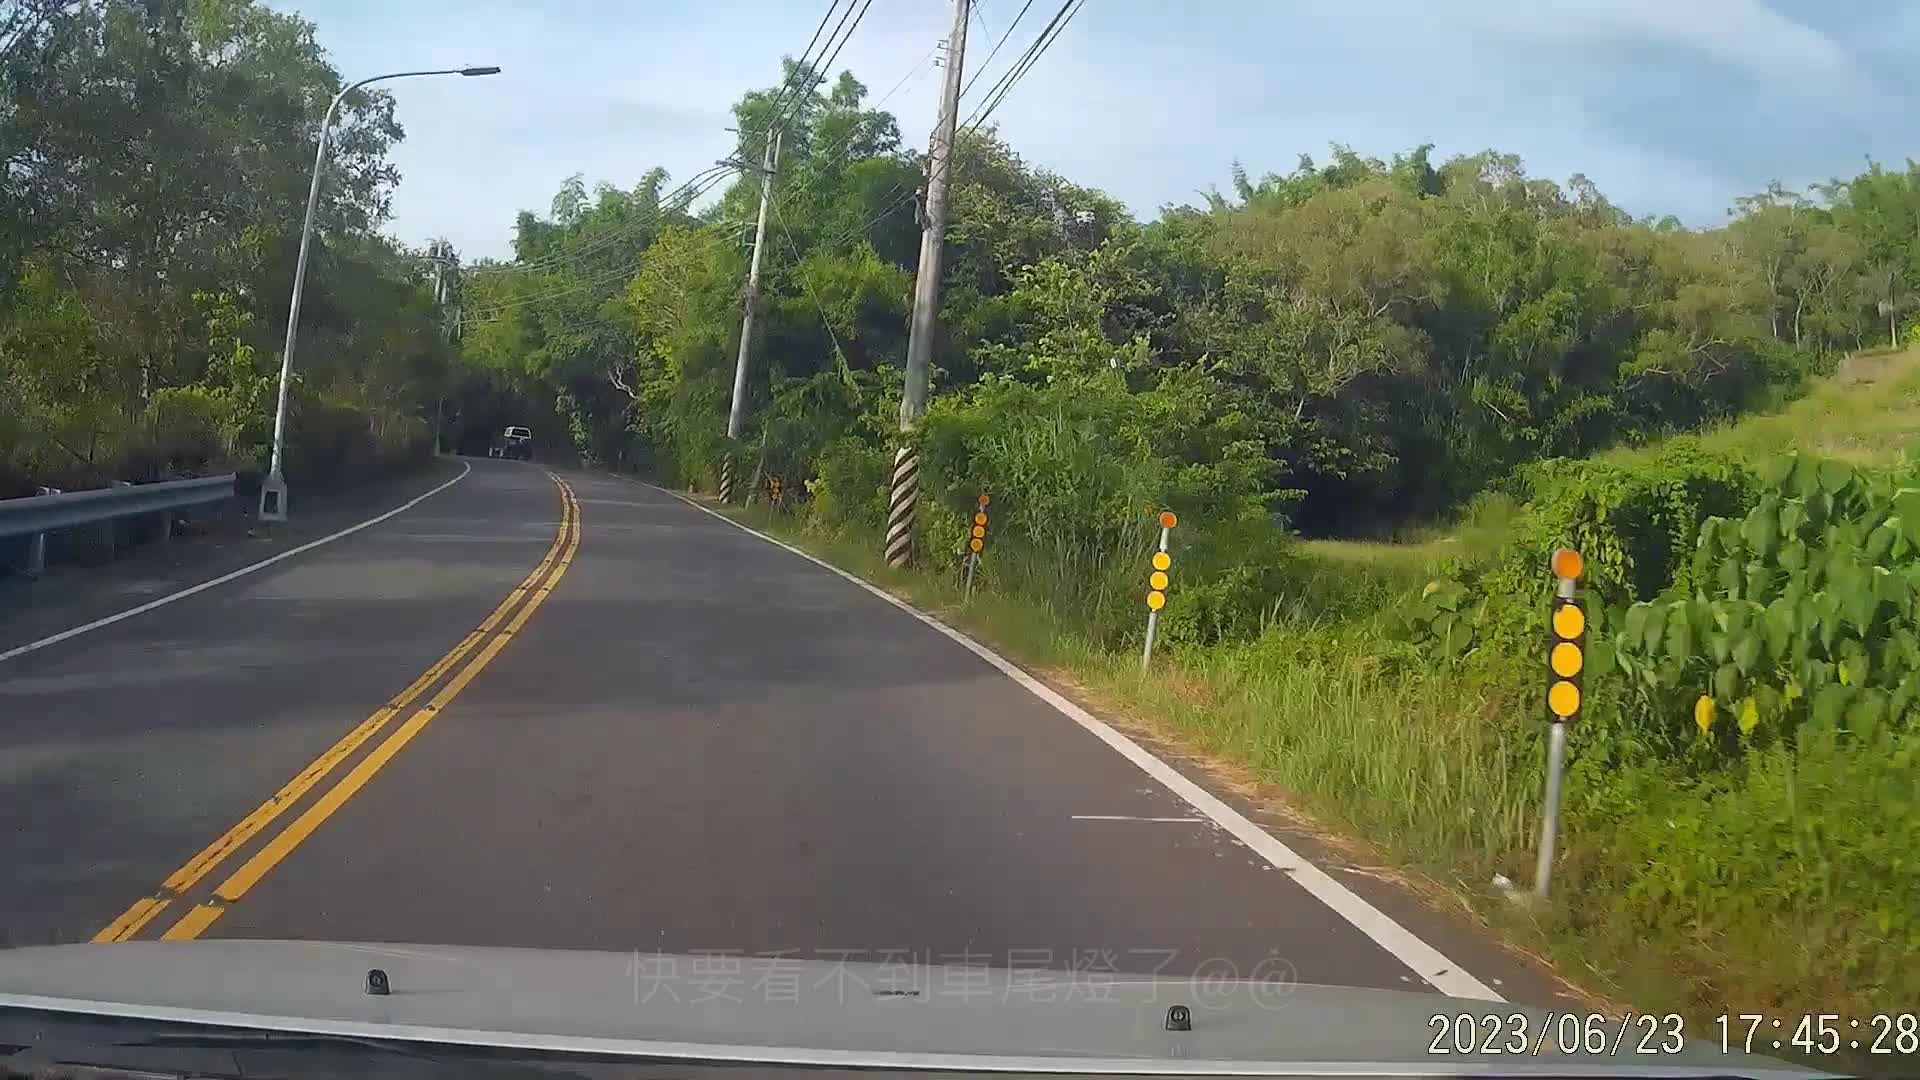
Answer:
xmin=885 ymin=0 xmax=969 ymax=568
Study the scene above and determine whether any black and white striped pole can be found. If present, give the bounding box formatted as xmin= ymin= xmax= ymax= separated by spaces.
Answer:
xmin=884 ymin=446 xmax=919 ymax=568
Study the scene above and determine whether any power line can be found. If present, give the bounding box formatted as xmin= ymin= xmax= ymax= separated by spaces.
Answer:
xmin=464 ymin=27 xmax=945 ymax=327
xmin=767 ymin=0 xmax=858 ymax=136
xmin=770 ymin=199 xmax=851 ymax=371
xmin=814 ymin=0 xmax=1088 ymax=250
xmin=769 ymin=0 xmax=877 ymax=136
xmin=668 ymin=44 xmax=943 ymax=266
xmin=462 ymin=167 xmax=740 ymax=318
xmin=878 ymin=42 xmax=942 ymax=109
xmin=961 ymin=0 xmax=1083 ymax=130
xmin=482 ymin=37 xmax=932 ymax=289
xmin=477 ymin=0 xmax=893 ymax=287
xmin=760 ymin=0 xmax=848 ymax=133
xmin=481 ymin=0 xmax=843 ymax=287
xmin=958 ymin=0 xmax=1034 ymax=103
xmin=465 ymin=165 xmax=735 ymax=278
xmin=459 ymin=173 xmax=734 ymax=311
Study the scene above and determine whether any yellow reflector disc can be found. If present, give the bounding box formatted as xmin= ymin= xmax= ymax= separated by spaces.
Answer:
xmin=971 ymin=524 xmax=986 ymax=538
xmin=974 ymin=512 xmax=988 ymax=525
xmin=1147 ymin=590 xmax=1166 ymax=611
xmin=1551 ymin=642 xmax=1583 ymax=677
xmin=1150 ymin=571 xmax=1169 ymax=590
xmin=1151 ymin=551 xmax=1171 ymax=571
xmin=969 ymin=538 xmax=984 ymax=552
xmin=1548 ymin=680 xmax=1580 ymax=718
xmin=1553 ymin=603 xmax=1585 ymax=640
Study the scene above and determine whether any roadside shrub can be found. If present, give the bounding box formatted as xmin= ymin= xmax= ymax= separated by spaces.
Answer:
xmin=1610 ymin=452 xmax=1920 ymax=756
xmin=1562 ymin=718 xmax=1920 ymax=1011
xmin=1507 ymin=439 xmax=1758 ymax=602
xmin=281 ymin=390 xmax=429 ymax=492
xmin=917 ymin=371 xmax=1283 ymax=645
xmin=806 ymin=435 xmax=890 ymax=534
xmin=1404 ymin=440 xmax=1757 ymax=666
xmin=136 ymin=385 xmax=230 ymax=475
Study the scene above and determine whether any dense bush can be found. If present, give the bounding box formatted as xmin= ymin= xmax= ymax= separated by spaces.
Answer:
xmin=1404 ymin=440 xmax=1758 ymax=669
xmin=807 ymin=435 xmax=891 ymax=534
xmin=912 ymin=372 xmax=1286 ymax=645
xmin=1611 ymin=453 xmax=1920 ymax=753
xmin=136 ymin=386 xmax=232 ymax=476
xmin=282 ymin=391 xmax=432 ymax=492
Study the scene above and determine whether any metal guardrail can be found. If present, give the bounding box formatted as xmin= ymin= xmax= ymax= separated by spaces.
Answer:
xmin=0 ymin=474 xmax=236 ymax=575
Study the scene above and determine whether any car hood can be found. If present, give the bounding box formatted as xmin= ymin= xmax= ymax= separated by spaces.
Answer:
xmin=0 ymin=941 xmax=1813 ymax=1077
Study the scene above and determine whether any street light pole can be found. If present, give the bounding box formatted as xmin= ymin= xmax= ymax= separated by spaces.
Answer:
xmin=258 ymin=65 xmax=501 ymax=522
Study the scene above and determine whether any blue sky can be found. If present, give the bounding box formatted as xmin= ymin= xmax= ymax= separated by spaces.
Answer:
xmin=267 ymin=0 xmax=1920 ymax=261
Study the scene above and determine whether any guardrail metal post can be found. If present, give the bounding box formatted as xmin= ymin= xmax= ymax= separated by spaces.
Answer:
xmin=100 ymin=481 xmax=130 ymax=559
xmin=26 ymin=486 xmax=55 ymax=577
xmin=159 ymin=509 xmax=175 ymax=545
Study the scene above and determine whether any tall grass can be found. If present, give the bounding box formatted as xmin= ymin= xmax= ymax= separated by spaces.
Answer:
xmin=1085 ymin=640 xmax=1540 ymax=874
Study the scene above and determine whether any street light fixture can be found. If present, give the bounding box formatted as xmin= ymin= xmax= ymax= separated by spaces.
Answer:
xmin=258 ymin=65 xmax=501 ymax=522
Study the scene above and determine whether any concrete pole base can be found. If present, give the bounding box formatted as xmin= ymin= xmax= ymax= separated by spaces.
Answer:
xmin=258 ymin=472 xmax=289 ymax=523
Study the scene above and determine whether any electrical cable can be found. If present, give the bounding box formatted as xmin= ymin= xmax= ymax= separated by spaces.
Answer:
xmin=759 ymin=0 xmax=847 ymax=134
xmin=958 ymin=0 xmax=1034 ymax=103
xmin=768 ymin=0 xmax=876 ymax=137
xmin=770 ymin=199 xmax=851 ymax=371
xmin=461 ymin=167 xmax=739 ymax=318
xmin=464 ymin=164 xmax=734 ymax=278
xmin=961 ymin=0 xmax=1083 ymax=131
xmin=463 ymin=24 xmax=959 ymax=329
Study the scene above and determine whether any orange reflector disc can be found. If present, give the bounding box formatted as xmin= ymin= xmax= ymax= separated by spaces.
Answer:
xmin=1548 ymin=680 xmax=1580 ymax=718
xmin=1551 ymin=548 xmax=1584 ymax=580
xmin=1551 ymin=642 xmax=1583 ymax=678
xmin=1553 ymin=603 xmax=1585 ymax=640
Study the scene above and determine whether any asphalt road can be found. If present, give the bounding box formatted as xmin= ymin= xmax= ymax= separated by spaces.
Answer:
xmin=1 ymin=457 xmax=1551 ymax=1002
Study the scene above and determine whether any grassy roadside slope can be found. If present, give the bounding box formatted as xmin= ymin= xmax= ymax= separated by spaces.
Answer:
xmin=716 ymin=345 xmax=1920 ymax=1032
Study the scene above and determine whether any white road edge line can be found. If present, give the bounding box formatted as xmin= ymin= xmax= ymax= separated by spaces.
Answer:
xmin=627 ymin=475 xmax=1504 ymax=1003
xmin=0 ymin=461 xmax=474 ymax=666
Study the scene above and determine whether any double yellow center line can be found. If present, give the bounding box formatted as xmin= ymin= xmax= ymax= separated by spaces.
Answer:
xmin=94 ymin=475 xmax=582 ymax=943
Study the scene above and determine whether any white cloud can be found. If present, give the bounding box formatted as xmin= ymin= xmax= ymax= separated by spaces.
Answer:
xmin=1455 ymin=0 xmax=1855 ymax=83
